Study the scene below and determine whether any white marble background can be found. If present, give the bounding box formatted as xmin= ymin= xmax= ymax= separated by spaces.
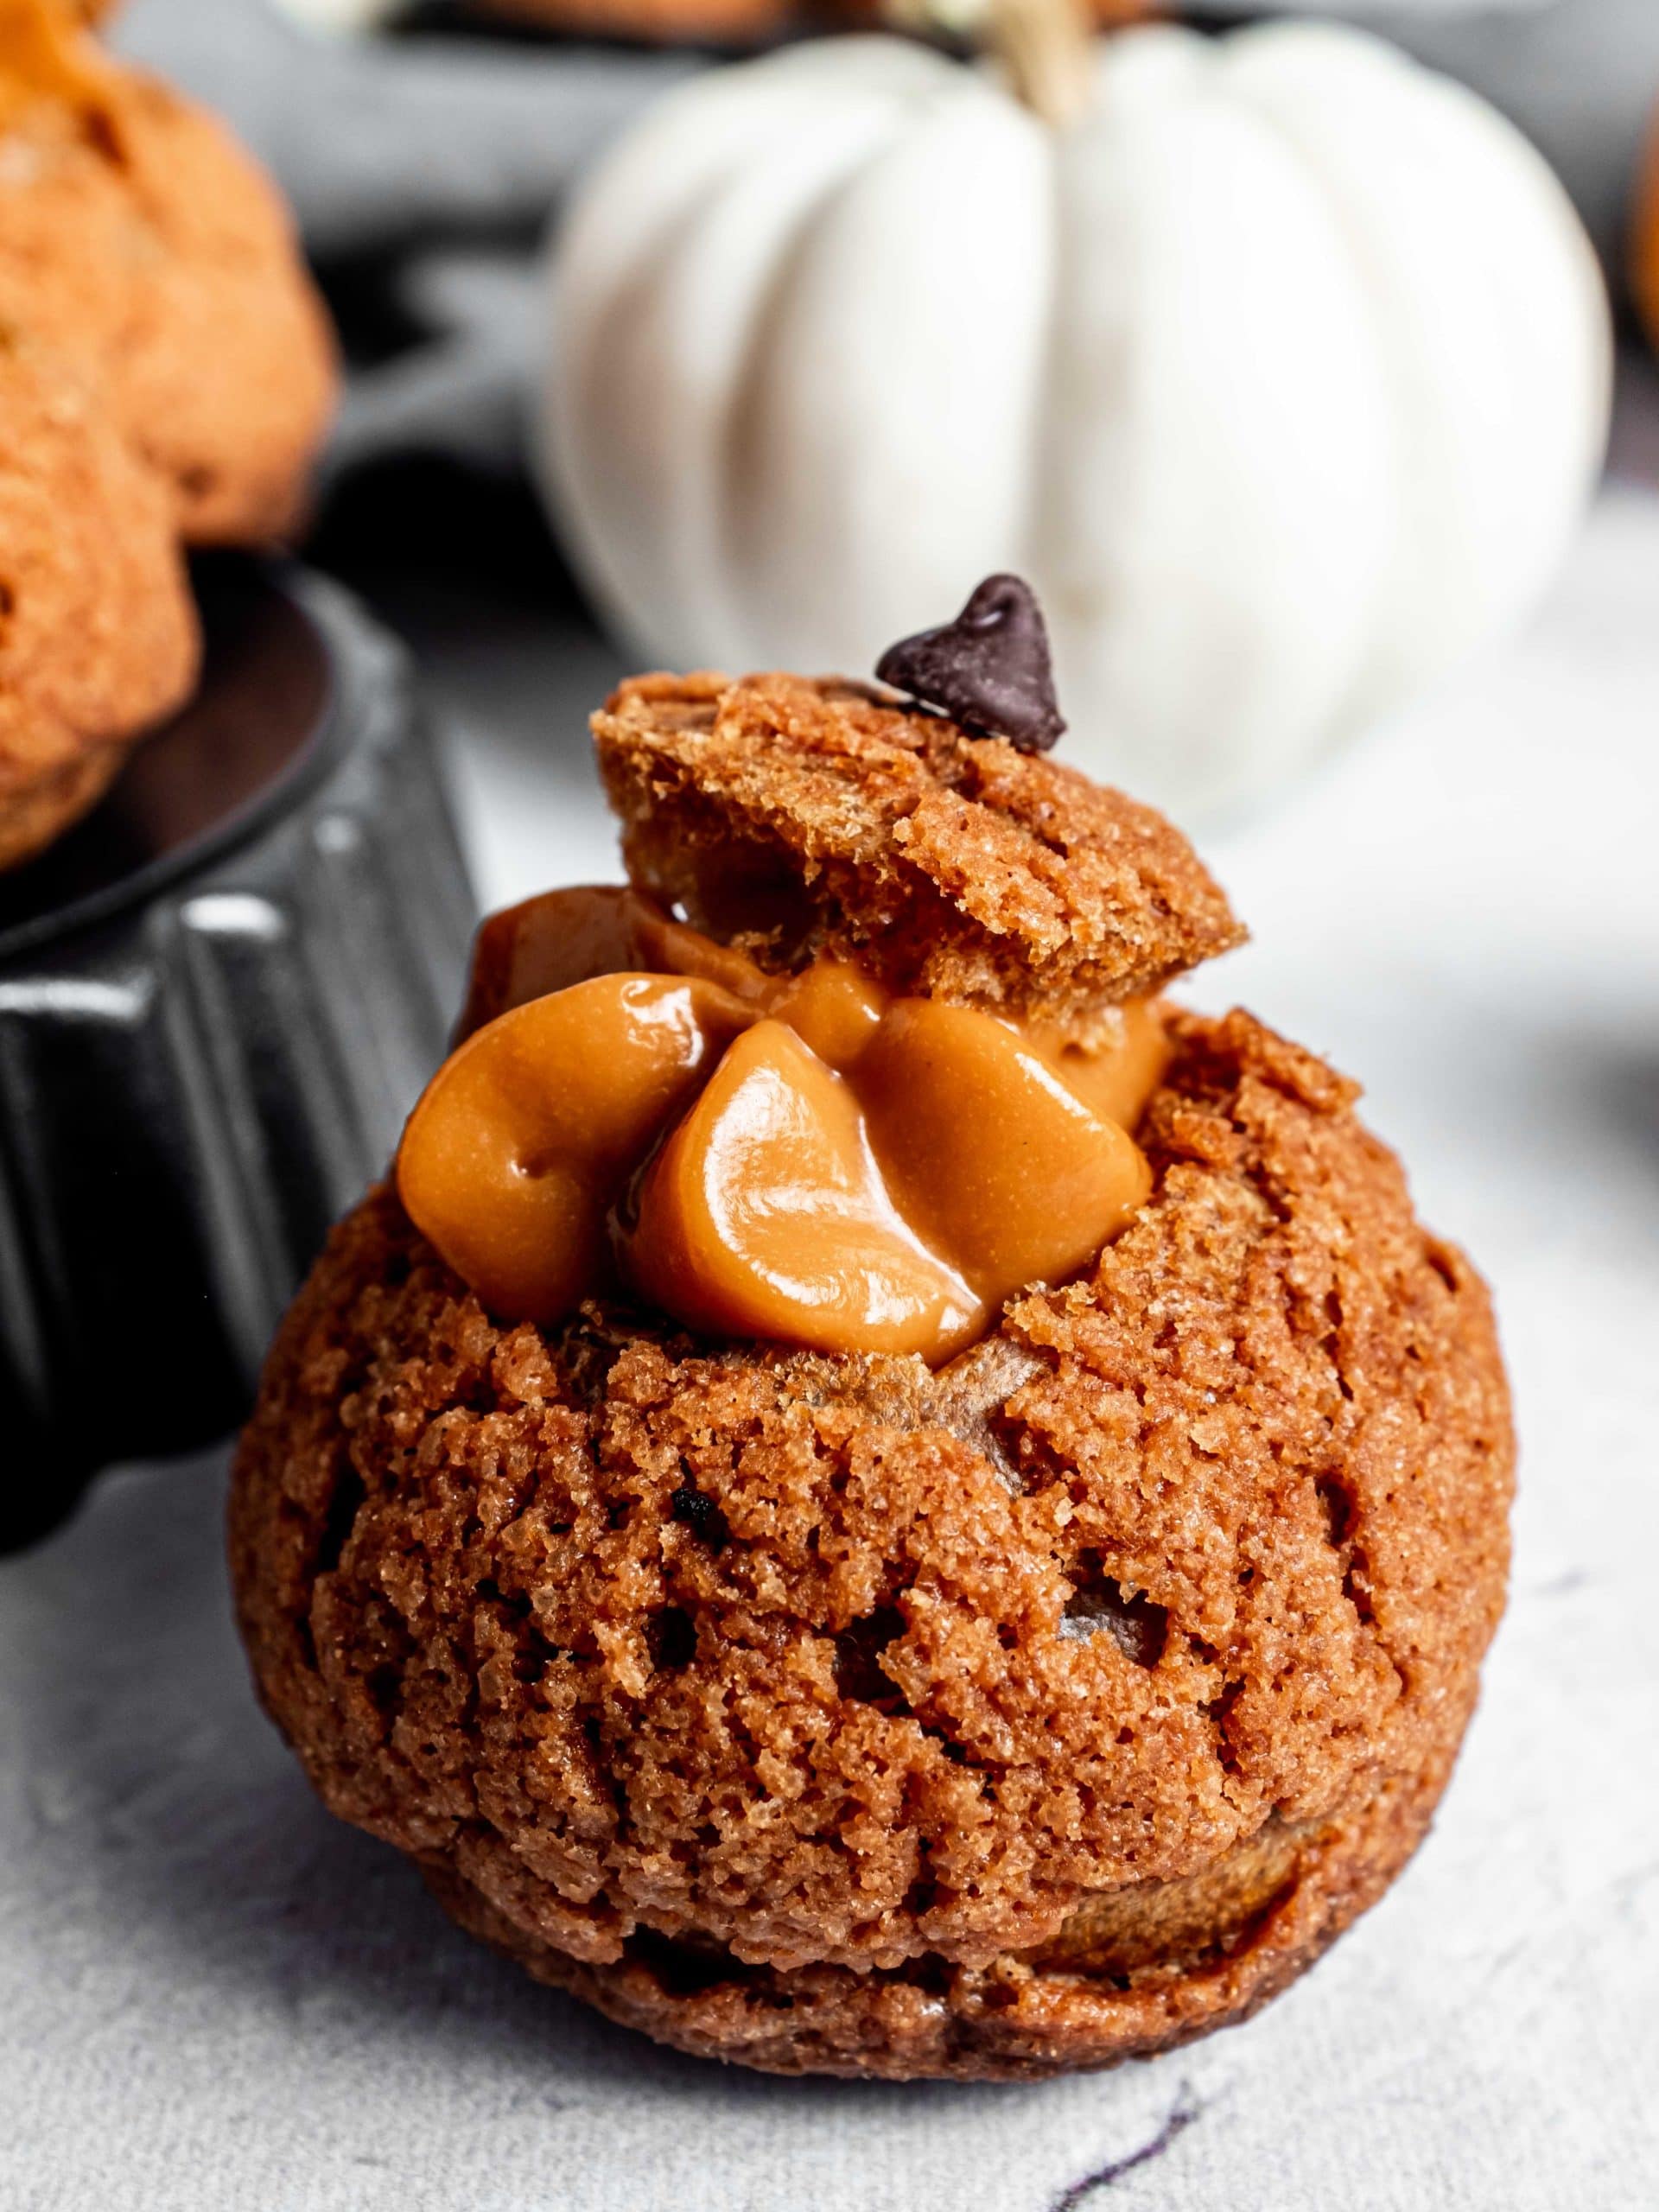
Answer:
xmin=3 ymin=357 xmax=1658 ymax=2206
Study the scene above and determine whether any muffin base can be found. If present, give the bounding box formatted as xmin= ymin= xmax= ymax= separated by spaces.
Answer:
xmin=422 ymin=1748 xmax=1453 ymax=2079
xmin=230 ymin=1005 xmax=1512 ymax=2082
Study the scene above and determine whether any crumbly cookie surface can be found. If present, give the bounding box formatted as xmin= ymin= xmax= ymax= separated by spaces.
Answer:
xmin=594 ymin=674 xmax=1244 ymax=1034
xmin=231 ymin=1007 xmax=1511 ymax=2078
xmin=0 ymin=340 xmax=199 ymax=870
xmin=0 ymin=69 xmax=336 ymax=545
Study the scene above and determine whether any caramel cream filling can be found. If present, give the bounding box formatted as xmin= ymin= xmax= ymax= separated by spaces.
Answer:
xmin=398 ymin=887 xmax=1170 ymax=1363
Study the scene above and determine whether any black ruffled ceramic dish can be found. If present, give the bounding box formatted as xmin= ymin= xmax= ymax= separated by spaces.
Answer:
xmin=0 ymin=559 xmax=474 ymax=1548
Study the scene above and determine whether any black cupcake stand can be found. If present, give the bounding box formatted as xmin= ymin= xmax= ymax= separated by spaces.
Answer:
xmin=0 ymin=561 xmax=475 ymax=1548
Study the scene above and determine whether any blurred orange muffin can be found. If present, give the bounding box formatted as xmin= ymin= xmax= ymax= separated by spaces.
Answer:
xmin=0 ymin=0 xmax=335 ymax=868
xmin=0 ymin=0 xmax=337 ymax=545
xmin=467 ymin=0 xmax=1150 ymax=48
xmin=1633 ymin=101 xmax=1659 ymax=354
xmin=474 ymin=0 xmax=782 ymax=40
xmin=0 ymin=337 xmax=197 ymax=872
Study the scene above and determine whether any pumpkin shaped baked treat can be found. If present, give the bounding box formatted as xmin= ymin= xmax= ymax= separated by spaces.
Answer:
xmin=0 ymin=337 xmax=197 ymax=871
xmin=0 ymin=0 xmax=336 ymax=545
xmin=230 ymin=581 xmax=1513 ymax=2081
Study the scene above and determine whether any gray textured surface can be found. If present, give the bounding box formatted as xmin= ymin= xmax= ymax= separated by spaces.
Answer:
xmin=3 ymin=379 xmax=1658 ymax=2207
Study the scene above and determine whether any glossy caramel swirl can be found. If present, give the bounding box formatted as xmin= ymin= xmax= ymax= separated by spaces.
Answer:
xmin=398 ymin=887 xmax=1170 ymax=1362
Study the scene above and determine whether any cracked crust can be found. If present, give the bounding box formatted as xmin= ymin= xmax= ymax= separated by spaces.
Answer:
xmin=0 ymin=339 xmax=198 ymax=870
xmin=0 ymin=67 xmax=336 ymax=544
xmin=594 ymin=673 xmax=1244 ymax=1036
xmin=230 ymin=1007 xmax=1512 ymax=2079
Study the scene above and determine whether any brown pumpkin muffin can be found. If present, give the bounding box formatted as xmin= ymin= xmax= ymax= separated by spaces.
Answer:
xmin=0 ymin=337 xmax=198 ymax=871
xmin=230 ymin=668 xmax=1512 ymax=2082
xmin=0 ymin=20 xmax=337 ymax=545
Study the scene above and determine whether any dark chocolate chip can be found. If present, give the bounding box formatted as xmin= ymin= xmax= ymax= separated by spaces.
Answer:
xmin=670 ymin=1483 xmax=728 ymax=1553
xmin=647 ymin=1605 xmax=697 ymax=1671
xmin=875 ymin=574 xmax=1065 ymax=754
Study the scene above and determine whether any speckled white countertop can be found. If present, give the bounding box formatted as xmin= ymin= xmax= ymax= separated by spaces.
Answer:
xmin=2 ymin=390 xmax=1656 ymax=2209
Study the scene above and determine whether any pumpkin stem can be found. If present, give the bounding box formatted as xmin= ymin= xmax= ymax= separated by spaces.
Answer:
xmin=886 ymin=0 xmax=1096 ymax=131
xmin=985 ymin=0 xmax=1095 ymax=131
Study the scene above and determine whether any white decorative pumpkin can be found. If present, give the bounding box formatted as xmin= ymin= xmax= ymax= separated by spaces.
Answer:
xmin=539 ymin=20 xmax=1611 ymax=817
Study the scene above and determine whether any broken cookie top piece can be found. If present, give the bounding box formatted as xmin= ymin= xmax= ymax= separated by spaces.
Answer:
xmin=594 ymin=671 xmax=1244 ymax=1032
